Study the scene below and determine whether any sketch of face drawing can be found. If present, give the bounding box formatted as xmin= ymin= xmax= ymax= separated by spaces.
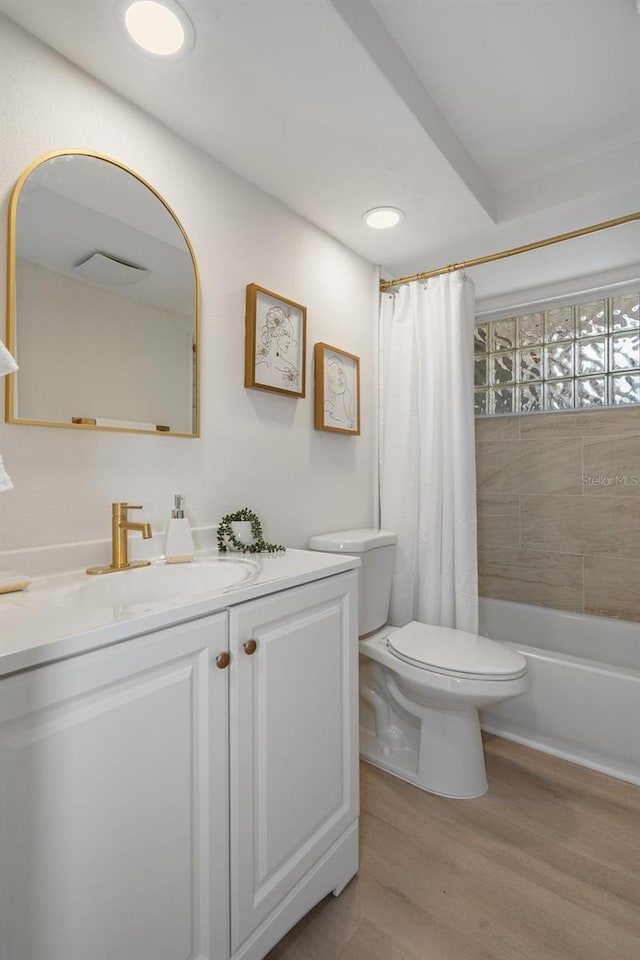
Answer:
xmin=279 ymin=330 xmax=292 ymax=354
xmin=326 ymin=357 xmax=346 ymax=395
xmin=324 ymin=356 xmax=353 ymax=428
xmin=264 ymin=306 xmax=295 ymax=355
xmin=255 ymin=303 xmax=300 ymax=388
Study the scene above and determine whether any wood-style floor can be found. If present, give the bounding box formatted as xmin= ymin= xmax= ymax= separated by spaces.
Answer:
xmin=267 ymin=736 xmax=640 ymax=960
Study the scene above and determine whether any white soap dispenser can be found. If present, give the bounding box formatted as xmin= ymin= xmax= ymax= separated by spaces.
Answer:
xmin=164 ymin=494 xmax=195 ymax=564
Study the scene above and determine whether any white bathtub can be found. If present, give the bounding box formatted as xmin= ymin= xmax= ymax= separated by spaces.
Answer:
xmin=479 ymin=598 xmax=640 ymax=786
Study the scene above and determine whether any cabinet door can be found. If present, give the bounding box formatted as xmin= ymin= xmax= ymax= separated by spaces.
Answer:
xmin=229 ymin=571 xmax=358 ymax=951
xmin=0 ymin=614 xmax=229 ymax=960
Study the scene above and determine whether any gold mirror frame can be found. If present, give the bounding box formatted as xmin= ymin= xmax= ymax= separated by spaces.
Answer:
xmin=5 ymin=150 xmax=200 ymax=438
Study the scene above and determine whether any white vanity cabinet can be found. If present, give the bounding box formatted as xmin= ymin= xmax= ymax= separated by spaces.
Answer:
xmin=0 ymin=566 xmax=359 ymax=960
xmin=229 ymin=572 xmax=359 ymax=958
xmin=0 ymin=613 xmax=230 ymax=960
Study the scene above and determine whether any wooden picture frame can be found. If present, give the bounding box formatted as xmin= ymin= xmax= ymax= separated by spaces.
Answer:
xmin=245 ymin=284 xmax=306 ymax=398
xmin=314 ymin=342 xmax=361 ymax=435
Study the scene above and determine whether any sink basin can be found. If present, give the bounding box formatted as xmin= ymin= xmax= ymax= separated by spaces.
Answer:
xmin=52 ymin=557 xmax=261 ymax=610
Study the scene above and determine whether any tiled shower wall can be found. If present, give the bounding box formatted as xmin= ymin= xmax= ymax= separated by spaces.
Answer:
xmin=476 ymin=406 xmax=640 ymax=622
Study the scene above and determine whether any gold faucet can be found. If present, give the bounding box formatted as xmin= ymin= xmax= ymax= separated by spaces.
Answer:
xmin=87 ymin=502 xmax=153 ymax=575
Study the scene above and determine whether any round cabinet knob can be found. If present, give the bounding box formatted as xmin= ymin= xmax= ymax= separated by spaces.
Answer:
xmin=243 ymin=639 xmax=258 ymax=656
xmin=216 ymin=651 xmax=230 ymax=669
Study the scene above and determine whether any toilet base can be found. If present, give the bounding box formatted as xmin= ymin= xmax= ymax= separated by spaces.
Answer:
xmin=359 ymin=704 xmax=489 ymax=800
xmin=360 ymin=754 xmax=488 ymax=800
xmin=359 ymin=651 xmax=490 ymax=798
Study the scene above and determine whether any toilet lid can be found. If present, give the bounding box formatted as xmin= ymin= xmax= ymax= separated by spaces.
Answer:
xmin=387 ymin=621 xmax=527 ymax=680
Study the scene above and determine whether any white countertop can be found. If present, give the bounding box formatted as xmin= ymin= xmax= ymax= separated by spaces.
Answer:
xmin=0 ymin=548 xmax=359 ymax=678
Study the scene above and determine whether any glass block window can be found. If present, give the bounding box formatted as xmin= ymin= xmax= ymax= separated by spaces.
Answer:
xmin=474 ymin=292 xmax=640 ymax=416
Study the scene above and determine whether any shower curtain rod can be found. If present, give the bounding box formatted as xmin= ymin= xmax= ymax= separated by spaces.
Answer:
xmin=379 ymin=210 xmax=640 ymax=291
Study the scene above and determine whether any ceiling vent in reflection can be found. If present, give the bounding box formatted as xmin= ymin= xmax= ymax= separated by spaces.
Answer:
xmin=74 ymin=252 xmax=149 ymax=287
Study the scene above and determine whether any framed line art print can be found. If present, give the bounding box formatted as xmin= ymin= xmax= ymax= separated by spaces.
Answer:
xmin=245 ymin=284 xmax=306 ymax=398
xmin=314 ymin=343 xmax=360 ymax=435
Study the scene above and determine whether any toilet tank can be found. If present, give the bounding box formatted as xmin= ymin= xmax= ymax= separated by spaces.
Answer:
xmin=308 ymin=528 xmax=397 ymax=637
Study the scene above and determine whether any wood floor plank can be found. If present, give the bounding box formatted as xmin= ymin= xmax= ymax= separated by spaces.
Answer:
xmin=266 ymin=737 xmax=640 ymax=960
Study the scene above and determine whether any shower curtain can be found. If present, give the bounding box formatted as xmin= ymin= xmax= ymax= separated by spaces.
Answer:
xmin=379 ymin=271 xmax=478 ymax=633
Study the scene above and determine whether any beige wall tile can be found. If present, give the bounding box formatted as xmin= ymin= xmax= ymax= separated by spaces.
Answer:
xmin=475 ymin=416 xmax=519 ymax=441
xmin=477 ymin=513 xmax=519 ymax=548
xmin=582 ymin=436 xmax=640 ymax=497
xmin=475 ymin=406 xmax=640 ymax=621
xmin=477 ymin=439 xmax=582 ymax=495
xmin=584 ymin=556 xmax=640 ymax=623
xmin=521 ymin=496 xmax=640 ymax=559
xmin=583 ymin=602 xmax=640 ymax=623
xmin=477 ymin=493 xmax=520 ymax=547
xmin=477 ymin=493 xmax=519 ymax=517
xmin=478 ymin=547 xmax=583 ymax=612
xmin=576 ymin=407 xmax=640 ymax=437
xmin=518 ymin=407 xmax=640 ymax=439
xmin=519 ymin=411 xmax=582 ymax=438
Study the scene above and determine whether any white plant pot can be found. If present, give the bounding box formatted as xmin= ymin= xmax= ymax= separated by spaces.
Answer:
xmin=231 ymin=520 xmax=254 ymax=546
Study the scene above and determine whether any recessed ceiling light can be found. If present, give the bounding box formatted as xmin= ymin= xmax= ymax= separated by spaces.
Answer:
xmin=120 ymin=0 xmax=195 ymax=58
xmin=364 ymin=207 xmax=406 ymax=229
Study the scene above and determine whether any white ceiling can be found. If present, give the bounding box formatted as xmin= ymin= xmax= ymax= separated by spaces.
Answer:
xmin=1 ymin=0 xmax=639 ymax=281
xmin=370 ymin=0 xmax=640 ymax=192
xmin=17 ymin=184 xmax=195 ymax=313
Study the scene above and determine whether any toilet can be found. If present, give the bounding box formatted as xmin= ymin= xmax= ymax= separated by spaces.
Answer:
xmin=308 ymin=528 xmax=529 ymax=799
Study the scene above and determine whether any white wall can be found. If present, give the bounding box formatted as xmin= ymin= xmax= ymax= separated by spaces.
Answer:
xmin=0 ymin=17 xmax=377 ymax=550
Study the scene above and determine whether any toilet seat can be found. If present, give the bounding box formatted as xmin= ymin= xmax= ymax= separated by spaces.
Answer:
xmin=387 ymin=621 xmax=527 ymax=681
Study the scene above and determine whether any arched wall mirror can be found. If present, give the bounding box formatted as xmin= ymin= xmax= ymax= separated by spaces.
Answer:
xmin=5 ymin=151 xmax=200 ymax=437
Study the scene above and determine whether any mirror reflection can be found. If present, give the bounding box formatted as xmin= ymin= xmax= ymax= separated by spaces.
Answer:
xmin=7 ymin=152 xmax=199 ymax=436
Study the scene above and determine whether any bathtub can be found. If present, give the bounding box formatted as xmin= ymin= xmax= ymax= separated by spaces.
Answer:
xmin=478 ymin=598 xmax=640 ymax=786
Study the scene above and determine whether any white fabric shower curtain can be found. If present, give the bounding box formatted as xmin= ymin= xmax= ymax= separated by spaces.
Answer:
xmin=379 ymin=271 xmax=478 ymax=633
